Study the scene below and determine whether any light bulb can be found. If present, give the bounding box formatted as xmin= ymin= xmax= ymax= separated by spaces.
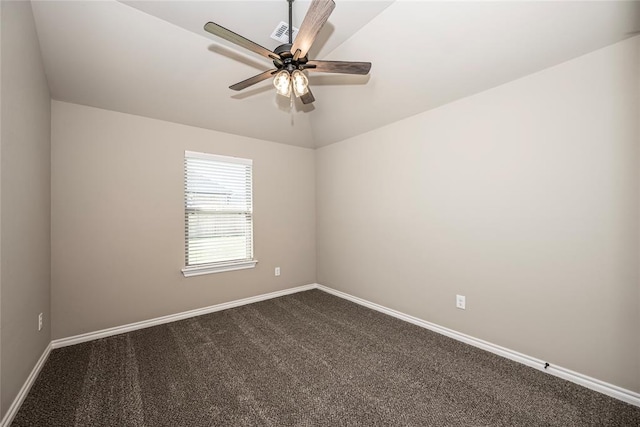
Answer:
xmin=291 ymin=70 xmax=309 ymax=97
xmin=273 ymin=70 xmax=291 ymax=97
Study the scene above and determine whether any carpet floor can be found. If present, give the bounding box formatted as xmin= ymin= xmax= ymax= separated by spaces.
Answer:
xmin=12 ymin=289 xmax=640 ymax=426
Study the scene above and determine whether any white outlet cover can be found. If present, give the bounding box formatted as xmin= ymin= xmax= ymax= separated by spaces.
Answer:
xmin=456 ymin=295 xmax=466 ymax=310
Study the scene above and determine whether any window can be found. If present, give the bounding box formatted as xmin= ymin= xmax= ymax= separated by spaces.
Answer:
xmin=182 ymin=151 xmax=257 ymax=277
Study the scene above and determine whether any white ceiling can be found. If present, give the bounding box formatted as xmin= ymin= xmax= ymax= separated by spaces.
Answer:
xmin=30 ymin=1 xmax=640 ymax=148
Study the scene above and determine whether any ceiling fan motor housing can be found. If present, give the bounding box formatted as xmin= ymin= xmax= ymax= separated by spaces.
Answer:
xmin=273 ymin=43 xmax=308 ymax=71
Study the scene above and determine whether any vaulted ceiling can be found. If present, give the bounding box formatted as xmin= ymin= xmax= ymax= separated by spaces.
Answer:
xmin=30 ymin=1 xmax=640 ymax=148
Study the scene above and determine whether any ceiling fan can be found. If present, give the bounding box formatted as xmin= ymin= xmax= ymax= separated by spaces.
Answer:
xmin=204 ymin=0 xmax=371 ymax=104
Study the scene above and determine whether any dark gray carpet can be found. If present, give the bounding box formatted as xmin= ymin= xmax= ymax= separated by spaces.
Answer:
xmin=12 ymin=290 xmax=640 ymax=426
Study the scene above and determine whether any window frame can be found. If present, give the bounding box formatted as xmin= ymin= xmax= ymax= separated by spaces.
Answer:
xmin=181 ymin=151 xmax=257 ymax=277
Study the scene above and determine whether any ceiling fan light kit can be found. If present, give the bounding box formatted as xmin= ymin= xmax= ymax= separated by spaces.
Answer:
xmin=291 ymin=70 xmax=309 ymax=96
xmin=273 ymin=70 xmax=293 ymax=96
xmin=204 ymin=0 xmax=371 ymax=105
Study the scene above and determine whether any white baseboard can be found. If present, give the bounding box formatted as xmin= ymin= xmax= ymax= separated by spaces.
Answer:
xmin=52 ymin=284 xmax=316 ymax=349
xmin=315 ymin=284 xmax=640 ymax=408
xmin=5 ymin=281 xmax=638 ymax=427
xmin=0 ymin=343 xmax=52 ymax=427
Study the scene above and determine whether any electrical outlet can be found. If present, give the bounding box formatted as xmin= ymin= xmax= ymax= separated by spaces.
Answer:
xmin=38 ymin=313 xmax=43 ymax=331
xmin=456 ymin=295 xmax=466 ymax=310
xmin=275 ymin=267 xmax=281 ymax=276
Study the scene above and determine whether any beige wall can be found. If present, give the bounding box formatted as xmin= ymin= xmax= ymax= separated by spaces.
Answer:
xmin=317 ymin=37 xmax=640 ymax=392
xmin=0 ymin=0 xmax=3 ymax=415
xmin=0 ymin=0 xmax=52 ymax=418
xmin=51 ymin=101 xmax=316 ymax=339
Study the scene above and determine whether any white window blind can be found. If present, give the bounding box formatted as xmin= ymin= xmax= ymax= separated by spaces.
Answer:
xmin=182 ymin=151 xmax=256 ymax=276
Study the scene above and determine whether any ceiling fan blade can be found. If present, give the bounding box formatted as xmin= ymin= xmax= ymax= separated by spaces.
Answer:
xmin=290 ymin=0 xmax=335 ymax=59
xmin=204 ymin=22 xmax=281 ymax=61
xmin=305 ymin=60 xmax=371 ymax=75
xmin=229 ymin=69 xmax=278 ymax=91
xmin=300 ymin=87 xmax=315 ymax=105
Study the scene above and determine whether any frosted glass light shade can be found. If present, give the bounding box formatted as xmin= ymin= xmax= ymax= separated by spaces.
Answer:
xmin=291 ymin=70 xmax=309 ymax=97
xmin=273 ymin=70 xmax=291 ymax=97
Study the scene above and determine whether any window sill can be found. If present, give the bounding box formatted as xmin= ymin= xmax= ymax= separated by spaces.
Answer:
xmin=182 ymin=260 xmax=258 ymax=277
